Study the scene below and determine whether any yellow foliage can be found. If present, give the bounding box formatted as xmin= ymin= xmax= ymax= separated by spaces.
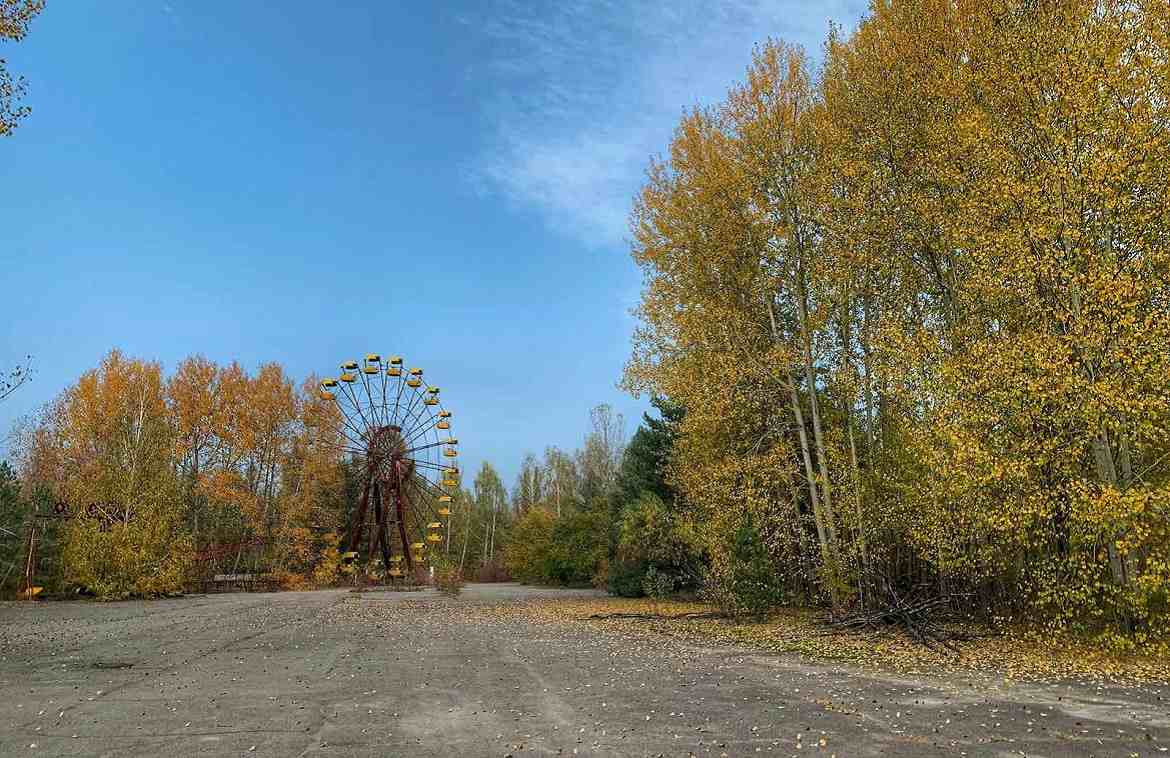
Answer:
xmin=626 ymin=1 xmax=1170 ymax=648
xmin=37 ymin=350 xmax=194 ymax=597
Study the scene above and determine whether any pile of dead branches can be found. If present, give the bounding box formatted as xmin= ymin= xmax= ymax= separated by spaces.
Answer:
xmin=827 ymin=580 xmax=972 ymax=653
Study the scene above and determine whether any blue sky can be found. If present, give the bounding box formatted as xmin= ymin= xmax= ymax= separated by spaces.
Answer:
xmin=0 ymin=0 xmax=866 ymax=487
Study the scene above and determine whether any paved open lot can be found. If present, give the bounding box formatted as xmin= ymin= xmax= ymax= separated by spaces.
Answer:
xmin=1 ymin=584 xmax=1167 ymax=757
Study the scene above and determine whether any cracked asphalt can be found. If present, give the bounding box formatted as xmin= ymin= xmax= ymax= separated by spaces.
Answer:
xmin=1 ymin=584 xmax=1167 ymax=757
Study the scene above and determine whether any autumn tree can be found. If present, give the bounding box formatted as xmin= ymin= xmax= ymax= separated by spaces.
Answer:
xmin=626 ymin=0 xmax=1170 ymax=645
xmin=19 ymin=351 xmax=193 ymax=597
xmin=625 ymin=44 xmax=846 ymax=604
xmin=473 ymin=461 xmax=508 ymax=566
xmin=0 ymin=460 xmax=25 ymax=592
xmin=512 ymin=452 xmax=545 ymax=514
xmin=577 ymin=404 xmax=625 ymax=503
xmin=500 ymin=405 xmax=627 ymax=587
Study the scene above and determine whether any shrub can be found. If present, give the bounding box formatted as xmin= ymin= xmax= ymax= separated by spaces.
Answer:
xmin=544 ymin=507 xmax=608 ymax=586
xmin=271 ymin=568 xmax=308 ymax=591
xmin=504 ymin=507 xmax=556 ymax=583
xmin=607 ymin=490 xmax=703 ymax=597
xmin=504 ymin=506 xmax=608 ymax=586
xmin=475 ymin=559 xmax=511 ymax=583
xmin=616 ymin=492 xmax=702 ymax=589
xmin=62 ymin=489 xmax=193 ymax=599
xmin=309 ymin=536 xmax=342 ymax=587
xmin=432 ymin=556 xmax=465 ymax=596
xmin=701 ymin=512 xmax=784 ymax=617
xmin=607 ymin=559 xmax=647 ymax=597
xmin=641 ymin=565 xmax=677 ymax=599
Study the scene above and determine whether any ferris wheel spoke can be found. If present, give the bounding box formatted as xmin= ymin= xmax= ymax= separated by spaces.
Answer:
xmin=413 ymin=473 xmax=452 ymax=500
xmin=400 ymin=384 xmax=427 ymax=428
xmin=391 ymin=367 xmax=407 ymax=427
xmin=406 ymin=470 xmax=450 ymax=504
xmin=362 ymin=366 xmax=389 ymax=431
xmin=402 ymin=456 xmax=447 ymax=473
xmin=404 ymin=376 xmax=437 ymax=423
xmin=402 ymin=420 xmax=430 ymax=447
xmin=404 ymin=439 xmax=449 ymax=455
xmin=358 ymin=369 xmax=380 ymax=428
xmin=400 ymin=394 xmax=441 ymax=442
xmin=404 ymin=478 xmax=442 ymax=524
xmin=341 ymin=425 xmax=371 ymax=449
xmin=396 ymin=483 xmax=429 ymax=542
xmin=398 ymin=407 xmax=434 ymax=447
xmin=402 ymin=411 xmax=440 ymax=448
xmin=390 ymin=393 xmax=432 ymax=446
xmin=331 ymin=413 xmax=371 ymax=450
xmin=379 ymin=365 xmax=390 ymax=427
xmin=333 ymin=391 xmax=373 ymax=444
xmin=316 ymin=417 xmax=368 ymax=452
xmin=339 ymin=380 xmax=377 ymax=439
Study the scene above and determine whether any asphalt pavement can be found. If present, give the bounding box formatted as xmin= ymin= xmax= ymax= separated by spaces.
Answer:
xmin=1 ymin=584 xmax=1167 ymax=757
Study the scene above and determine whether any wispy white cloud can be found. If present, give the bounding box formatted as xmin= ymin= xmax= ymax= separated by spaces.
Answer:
xmin=466 ymin=0 xmax=867 ymax=249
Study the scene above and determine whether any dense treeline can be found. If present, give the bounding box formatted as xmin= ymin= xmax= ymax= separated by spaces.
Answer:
xmin=3 ymin=351 xmax=348 ymax=596
xmin=0 ymin=350 xmax=522 ymax=597
xmin=622 ymin=0 xmax=1170 ymax=648
xmin=503 ymin=405 xmax=626 ymax=586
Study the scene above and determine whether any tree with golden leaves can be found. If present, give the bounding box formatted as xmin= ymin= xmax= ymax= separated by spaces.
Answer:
xmin=628 ymin=0 xmax=1170 ymax=647
xmin=23 ymin=351 xmax=193 ymax=597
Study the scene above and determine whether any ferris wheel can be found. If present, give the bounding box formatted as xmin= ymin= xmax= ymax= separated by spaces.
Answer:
xmin=315 ymin=354 xmax=458 ymax=580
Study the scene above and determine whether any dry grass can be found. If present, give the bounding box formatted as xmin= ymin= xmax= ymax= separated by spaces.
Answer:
xmin=462 ymin=596 xmax=1170 ymax=684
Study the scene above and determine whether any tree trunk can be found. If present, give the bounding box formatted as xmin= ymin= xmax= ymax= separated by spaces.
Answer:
xmin=770 ymin=301 xmax=833 ymax=563
xmin=795 ymin=271 xmax=838 ymax=549
xmin=840 ymin=303 xmax=870 ymax=600
xmin=489 ymin=493 xmax=497 ymax=560
xmin=1092 ymin=430 xmax=1129 ymax=588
